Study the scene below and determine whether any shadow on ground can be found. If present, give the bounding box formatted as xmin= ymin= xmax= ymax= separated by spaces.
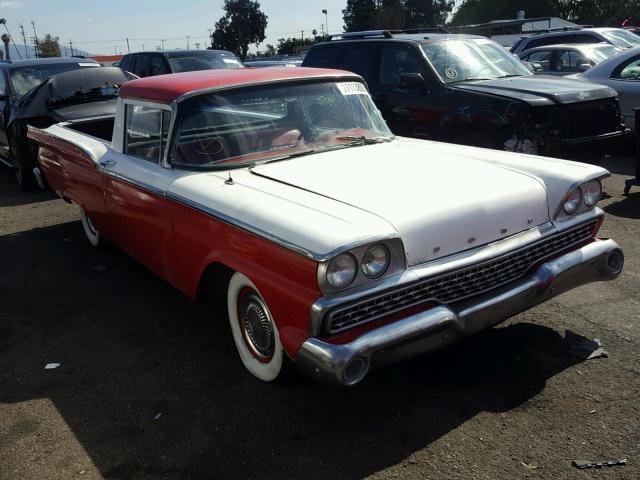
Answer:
xmin=0 ymin=222 xmax=588 ymax=479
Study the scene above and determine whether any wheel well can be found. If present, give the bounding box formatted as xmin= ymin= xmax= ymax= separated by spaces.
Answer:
xmin=196 ymin=262 xmax=235 ymax=303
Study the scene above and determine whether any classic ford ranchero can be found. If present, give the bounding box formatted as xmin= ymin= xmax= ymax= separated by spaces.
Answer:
xmin=27 ymin=68 xmax=624 ymax=386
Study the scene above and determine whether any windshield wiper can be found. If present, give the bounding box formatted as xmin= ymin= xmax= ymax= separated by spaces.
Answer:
xmin=335 ymin=135 xmax=391 ymax=144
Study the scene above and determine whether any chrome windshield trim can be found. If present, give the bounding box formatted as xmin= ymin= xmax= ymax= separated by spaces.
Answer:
xmin=308 ymin=208 xmax=604 ymax=336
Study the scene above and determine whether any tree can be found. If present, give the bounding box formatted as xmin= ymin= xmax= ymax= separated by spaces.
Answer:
xmin=38 ymin=34 xmax=61 ymax=57
xmin=211 ymin=0 xmax=268 ymax=59
xmin=343 ymin=0 xmax=453 ymax=32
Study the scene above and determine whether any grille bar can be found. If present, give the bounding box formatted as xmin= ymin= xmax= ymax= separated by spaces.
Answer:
xmin=326 ymin=220 xmax=598 ymax=334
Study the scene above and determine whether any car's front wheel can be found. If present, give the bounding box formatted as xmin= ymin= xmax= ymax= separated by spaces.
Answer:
xmin=10 ymin=134 xmax=38 ymax=191
xmin=226 ymin=272 xmax=293 ymax=382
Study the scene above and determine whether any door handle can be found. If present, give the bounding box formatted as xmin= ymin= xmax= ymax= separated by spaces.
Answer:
xmin=100 ymin=158 xmax=116 ymax=167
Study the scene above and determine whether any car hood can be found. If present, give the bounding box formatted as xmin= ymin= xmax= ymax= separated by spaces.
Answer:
xmin=452 ymin=75 xmax=617 ymax=106
xmin=250 ymin=139 xmax=550 ymax=266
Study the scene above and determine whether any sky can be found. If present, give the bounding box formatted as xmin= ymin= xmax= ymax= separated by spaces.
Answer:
xmin=0 ymin=0 xmax=351 ymax=55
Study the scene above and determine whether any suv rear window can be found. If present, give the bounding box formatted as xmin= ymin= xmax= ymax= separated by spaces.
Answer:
xmin=304 ymin=46 xmax=341 ymax=68
xmin=337 ymin=46 xmax=376 ymax=85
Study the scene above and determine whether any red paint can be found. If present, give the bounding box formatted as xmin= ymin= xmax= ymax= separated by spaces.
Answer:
xmin=119 ymin=67 xmax=359 ymax=103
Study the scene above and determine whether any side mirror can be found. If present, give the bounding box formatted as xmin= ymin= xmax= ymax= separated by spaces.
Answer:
xmin=578 ymin=63 xmax=591 ymax=72
xmin=400 ymin=72 xmax=426 ymax=89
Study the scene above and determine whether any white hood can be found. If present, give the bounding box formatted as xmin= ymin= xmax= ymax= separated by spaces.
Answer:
xmin=252 ymin=139 xmax=550 ymax=266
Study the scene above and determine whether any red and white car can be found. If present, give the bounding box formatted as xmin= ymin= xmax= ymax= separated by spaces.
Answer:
xmin=28 ymin=68 xmax=623 ymax=386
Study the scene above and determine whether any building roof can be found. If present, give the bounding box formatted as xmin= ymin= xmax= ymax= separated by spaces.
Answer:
xmin=118 ymin=67 xmax=358 ymax=103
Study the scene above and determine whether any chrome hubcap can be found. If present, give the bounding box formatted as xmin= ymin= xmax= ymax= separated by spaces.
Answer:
xmin=238 ymin=289 xmax=274 ymax=360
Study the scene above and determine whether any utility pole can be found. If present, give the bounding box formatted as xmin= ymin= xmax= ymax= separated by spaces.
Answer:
xmin=31 ymin=21 xmax=39 ymax=58
xmin=186 ymin=35 xmax=190 ymax=49
xmin=142 ymin=44 xmax=145 ymax=51
xmin=322 ymin=9 xmax=329 ymax=35
xmin=113 ymin=45 xmax=117 ymax=55
xmin=69 ymin=39 xmax=74 ymax=56
xmin=126 ymin=38 xmax=130 ymax=53
xmin=19 ymin=23 xmax=28 ymax=59
xmin=321 ymin=23 xmax=325 ymax=36
xmin=301 ymin=30 xmax=304 ymax=42
xmin=208 ymin=29 xmax=213 ymax=48
xmin=161 ymin=39 xmax=165 ymax=50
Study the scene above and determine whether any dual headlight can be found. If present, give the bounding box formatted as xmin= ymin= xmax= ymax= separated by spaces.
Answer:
xmin=563 ymin=179 xmax=602 ymax=215
xmin=326 ymin=243 xmax=390 ymax=289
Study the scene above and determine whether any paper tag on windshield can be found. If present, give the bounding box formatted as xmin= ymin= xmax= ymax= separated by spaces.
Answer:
xmin=336 ymin=82 xmax=369 ymax=96
xmin=78 ymin=63 xmax=99 ymax=67
xmin=222 ymin=58 xmax=241 ymax=65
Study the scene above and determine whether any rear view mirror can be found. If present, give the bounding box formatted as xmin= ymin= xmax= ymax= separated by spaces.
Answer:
xmin=400 ymin=73 xmax=426 ymax=89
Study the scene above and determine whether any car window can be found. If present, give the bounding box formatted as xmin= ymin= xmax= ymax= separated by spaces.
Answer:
xmin=149 ymin=55 xmax=168 ymax=76
xmin=378 ymin=46 xmax=424 ymax=85
xmin=303 ymin=46 xmax=341 ymax=68
xmin=556 ymin=49 xmax=590 ymax=72
xmin=524 ymin=50 xmax=552 ymax=70
xmin=124 ymin=104 xmax=171 ymax=163
xmin=562 ymin=33 xmax=600 ymax=44
xmin=612 ymin=55 xmax=640 ymax=80
xmin=132 ymin=55 xmax=150 ymax=77
xmin=166 ymin=52 xmax=243 ymax=72
xmin=119 ymin=56 xmax=132 ymax=72
xmin=337 ymin=46 xmax=376 ymax=85
xmin=8 ymin=62 xmax=100 ymax=98
xmin=524 ymin=37 xmax=557 ymax=50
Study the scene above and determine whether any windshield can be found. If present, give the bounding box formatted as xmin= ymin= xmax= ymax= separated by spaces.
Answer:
xmin=173 ymin=81 xmax=393 ymax=169
xmin=600 ymin=29 xmax=640 ymax=48
xmin=10 ymin=62 xmax=99 ymax=98
xmin=421 ymin=39 xmax=531 ymax=83
xmin=584 ymin=44 xmax=621 ymax=63
xmin=167 ymin=52 xmax=244 ymax=72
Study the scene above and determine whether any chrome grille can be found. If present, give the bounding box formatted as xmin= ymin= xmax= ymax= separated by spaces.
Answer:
xmin=326 ymin=220 xmax=598 ymax=334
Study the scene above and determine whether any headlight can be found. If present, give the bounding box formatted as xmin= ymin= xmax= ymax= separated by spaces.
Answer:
xmin=361 ymin=244 xmax=390 ymax=278
xmin=582 ymin=179 xmax=602 ymax=207
xmin=564 ymin=188 xmax=582 ymax=214
xmin=326 ymin=253 xmax=357 ymax=289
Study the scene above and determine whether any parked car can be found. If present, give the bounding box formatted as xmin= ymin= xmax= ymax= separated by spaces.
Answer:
xmin=28 ymin=67 xmax=623 ymax=385
xmin=511 ymin=28 xmax=640 ymax=55
xmin=302 ymin=31 xmax=629 ymax=156
xmin=0 ymin=57 xmax=109 ymax=190
xmin=519 ymin=43 xmax=622 ymax=75
xmin=570 ymin=45 xmax=640 ymax=132
xmin=119 ymin=50 xmax=243 ymax=77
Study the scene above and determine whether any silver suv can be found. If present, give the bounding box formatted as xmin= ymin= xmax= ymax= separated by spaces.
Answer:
xmin=511 ymin=28 xmax=640 ymax=55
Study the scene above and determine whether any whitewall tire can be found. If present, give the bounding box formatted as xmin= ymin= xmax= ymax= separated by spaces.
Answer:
xmin=227 ymin=272 xmax=285 ymax=382
xmin=80 ymin=207 xmax=101 ymax=247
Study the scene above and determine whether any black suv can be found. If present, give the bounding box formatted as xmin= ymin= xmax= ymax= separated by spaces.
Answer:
xmin=119 ymin=49 xmax=244 ymax=77
xmin=303 ymin=30 xmax=629 ymax=156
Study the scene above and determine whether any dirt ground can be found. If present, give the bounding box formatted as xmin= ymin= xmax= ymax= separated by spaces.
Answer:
xmin=0 ymin=154 xmax=639 ymax=480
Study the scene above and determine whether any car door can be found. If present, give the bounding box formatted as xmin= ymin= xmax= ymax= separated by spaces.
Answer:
xmin=373 ymin=44 xmax=436 ymax=137
xmin=0 ymin=71 xmax=9 ymax=157
xmin=608 ymin=54 xmax=640 ymax=130
xmin=102 ymin=102 xmax=176 ymax=277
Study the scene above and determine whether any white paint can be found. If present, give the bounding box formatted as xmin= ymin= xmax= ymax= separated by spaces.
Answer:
xmin=336 ymin=82 xmax=369 ymax=96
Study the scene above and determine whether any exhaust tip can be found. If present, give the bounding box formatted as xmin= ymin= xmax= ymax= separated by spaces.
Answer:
xmin=343 ymin=356 xmax=369 ymax=385
xmin=607 ymin=249 xmax=624 ymax=275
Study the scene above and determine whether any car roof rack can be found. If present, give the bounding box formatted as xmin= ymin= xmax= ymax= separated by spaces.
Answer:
xmin=330 ymin=27 xmax=449 ymax=41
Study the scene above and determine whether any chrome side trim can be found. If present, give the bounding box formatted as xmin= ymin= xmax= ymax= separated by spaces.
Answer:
xmin=296 ymin=239 xmax=623 ymax=386
xmin=100 ymin=169 xmax=168 ymax=198
xmin=308 ymin=208 xmax=604 ymax=336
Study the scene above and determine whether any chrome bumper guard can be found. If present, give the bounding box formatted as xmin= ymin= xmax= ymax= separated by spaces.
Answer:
xmin=296 ymin=239 xmax=623 ymax=386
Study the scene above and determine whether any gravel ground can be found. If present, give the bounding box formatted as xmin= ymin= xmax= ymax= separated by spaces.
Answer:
xmin=0 ymin=154 xmax=638 ymax=480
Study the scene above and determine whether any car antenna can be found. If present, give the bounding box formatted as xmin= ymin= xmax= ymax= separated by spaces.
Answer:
xmin=225 ymin=171 xmax=234 ymax=185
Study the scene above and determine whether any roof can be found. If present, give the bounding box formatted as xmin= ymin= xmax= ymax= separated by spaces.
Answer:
xmin=119 ymin=67 xmax=359 ymax=103
xmin=522 ymin=43 xmax=618 ymax=51
xmin=1 ymin=57 xmax=98 ymax=69
xmin=123 ymin=49 xmax=234 ymax=57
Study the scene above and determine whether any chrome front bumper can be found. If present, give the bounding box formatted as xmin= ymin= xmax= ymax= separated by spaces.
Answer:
xmin=296 ymin=239 xmax=623 ymax=386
